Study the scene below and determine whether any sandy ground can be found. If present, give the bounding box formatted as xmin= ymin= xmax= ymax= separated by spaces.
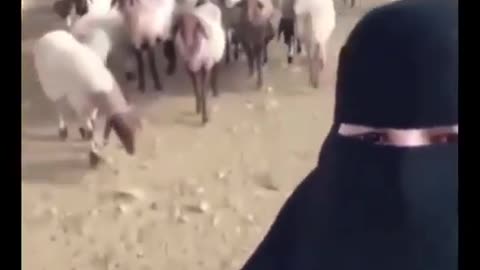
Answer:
xmin=22 ymin=1 xmax=390 ymax=269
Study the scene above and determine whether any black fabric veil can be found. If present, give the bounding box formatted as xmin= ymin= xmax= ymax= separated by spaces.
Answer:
xmin=241 ymin=0 xmax=458 ymax=269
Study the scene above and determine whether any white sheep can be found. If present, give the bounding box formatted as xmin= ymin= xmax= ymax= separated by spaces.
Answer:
xmin=69 ymin=6 xmax=136 ymax=79
xmin=209 ymin=0 xmax=243 ymax=64
xmin=294 ymin=0 xmax=336 ymax=88
xmin=33 ymin=30 xmax=141 ymax=167
xmin=53 ymin=0 xmax=112 ymax=28
xmin=231 ymin=0 xmax=275 ymax=89
xmin=113 ymin=0 xmax=177 ymax=92
xmin=174 ymin=0 xmax=226 ymax=124
xmin=62 ymin=7 xmax=130 ymax=140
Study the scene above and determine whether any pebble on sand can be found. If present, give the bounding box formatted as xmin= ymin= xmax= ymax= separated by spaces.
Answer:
xmin=212 ymin=214 xmax=221 ymax=227
xmin=254 ymin=171 xmax=279 ymax=191
xmin=116 ymin=203 xmax=131 ymax=215
xmin=149 ymin=201 xmax=159 ymax=211
xmin=244 ymin=213 xmax=255 ymax=224
xmin=110 ymin=187 xmax=146 ymax=203
xmin=185 ymin=200 xmax=210 ymax=213
xmin=216 ymin=169 xmax=230 ymax=181
xmin=173 ymin=207 xmax=190 ymax=223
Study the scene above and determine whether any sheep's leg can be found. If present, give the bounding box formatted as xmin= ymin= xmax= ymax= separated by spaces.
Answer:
xmin=225 ymin=31 xmax=231 ymax=64
xmin=318 ymin=42 xmax=326 ymax=72
xmin=296 ymin=38 xmax=302 ymax=54
xmin=210 ymin=63 xmax=219 ymax=97
xmin=351 ymin=0 xmax=356 ymax=8
xmin=147 ymin=46 xmax=162 ymax=91
xmin=187 ymin=68 xmax=201 ymax=114
xmin=134 ymin=48 xmax=146 ymax=92
xmin=164 ymin=40 xmax=176 ymax=76
xmin=79 ymin=108 xmax=97 ymax=140
xmin=263 ymin=44 xmax=269 ymax=65
xmin=277 ymin=18 xmax=283 ymax=41
xmin=305 ymin=41 xmax=316 ymax=88
xmin=103 ymin=118 xmax=113 ymax=146
xmin=54 ymin=99 xmax=69 ymax=140
xmin=233 ymin=35 xmax=240 ymax=60
xmin=89 ymin=139 xmax=104 ymax=169
xmin=234 ymin=43 xmax=239 ymax=60
xmin=287 ymin=39 xmax=294 ymax=64
xmin=311 ymin=43 xmax=323 ymax=89
xmin=243 ymin=43 xmax=254 ymax=77
xmin=255 ymin=45 xmax=264 ymax=90
xmin=58 ymin=114 xmax=68 ymax=140
xmin=200 ymin=67 xmax=210 ymax=124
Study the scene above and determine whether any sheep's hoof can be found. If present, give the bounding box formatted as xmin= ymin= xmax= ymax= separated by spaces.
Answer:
xmin=125 ymin=71 xmax=136 ymax=81
xmin=59 ymin=128 xmax=68 ymax=141
xmin=138 ymin=86 xmax=146 ymax=93
xmin=166 ymin=65 xmax=176 ymax=76
xmin=256 ymin=78 xmax=263 ymax=90
xmin=287 ymin=56 xmax=293 ymax=64
xmin=89 ymin=150 xmax=103 ymax=169
xmin=79 ymin=127 xmax=93 ymax=140
xmin=154 ymin=84 xmax=163 ymax=91
xmin=201 ymin=116 xmax=209 ymax=125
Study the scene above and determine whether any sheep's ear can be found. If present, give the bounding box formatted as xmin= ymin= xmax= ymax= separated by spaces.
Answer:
xmin=196 ymin=0 xmax=207 ymax=7
xmin=53 ymin=0 xmax=72 ymax=19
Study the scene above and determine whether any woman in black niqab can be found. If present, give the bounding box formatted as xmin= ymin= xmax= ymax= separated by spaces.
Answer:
xmin=241 ymin=0 xmax=458 ymax=269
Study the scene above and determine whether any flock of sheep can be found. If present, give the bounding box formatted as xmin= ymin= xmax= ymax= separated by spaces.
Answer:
xmin=30 ymin=0 xmax=364 ymax=167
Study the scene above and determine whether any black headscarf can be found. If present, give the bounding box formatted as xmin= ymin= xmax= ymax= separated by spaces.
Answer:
xmin=241 ymin=0 xmax=458 ymax=269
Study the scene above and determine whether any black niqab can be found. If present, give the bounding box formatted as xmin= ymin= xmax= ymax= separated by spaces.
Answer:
xmin=241 ymin=0 xmax=458 ymax=269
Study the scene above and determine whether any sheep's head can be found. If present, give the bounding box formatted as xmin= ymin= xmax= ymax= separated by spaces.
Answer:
xmin=73 ymin=0 xmax=89 ymax=15
xmin=105 ymin=111 xmax=141 ymax=155
xmin=246 ymin=0 xmax=264 ymax=23
xmin=111 ymin=0 xmax=137 ymax=9
xmin=53 ymin=0 xmax=89 ymax=18
xmin=175 ymin=13 xmax=208 ymax=57
xmin=244 ymin=0 xmax=273 ymax=25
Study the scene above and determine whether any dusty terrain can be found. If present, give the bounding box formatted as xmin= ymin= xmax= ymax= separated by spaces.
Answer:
xmin=22 ymin=1 xmax=389 ymax=269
